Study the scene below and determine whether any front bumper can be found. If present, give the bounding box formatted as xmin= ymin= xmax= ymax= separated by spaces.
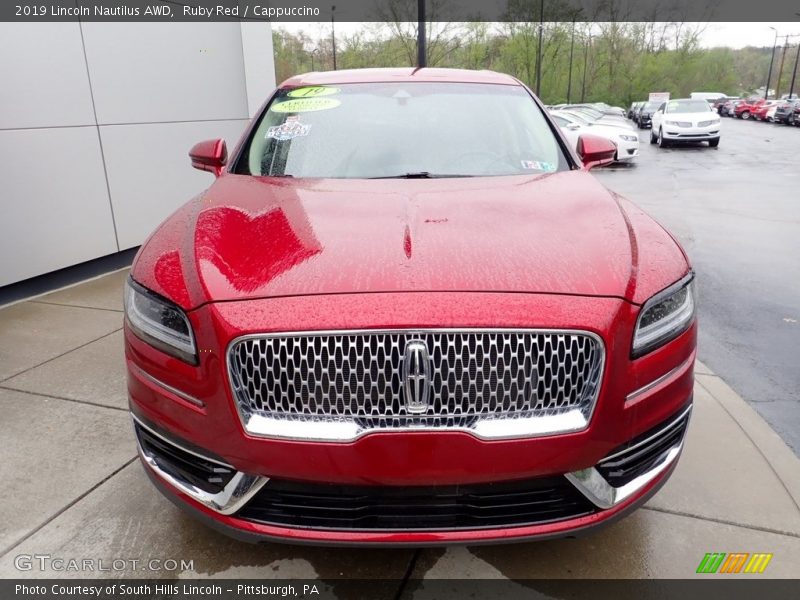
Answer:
xmin=615 ymin=138 xmax=640 ymax=161
xmin=126 ymin=291 xmax=696 ymax=544
xmin=133 ymin=402 xmax=692 ymax=545
xmin=661 ymin=124 xmax=720 ymax=142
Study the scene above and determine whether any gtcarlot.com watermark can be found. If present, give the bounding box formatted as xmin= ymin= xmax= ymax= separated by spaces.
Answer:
xmin=14 ymin=554 xmax=193 ymax=573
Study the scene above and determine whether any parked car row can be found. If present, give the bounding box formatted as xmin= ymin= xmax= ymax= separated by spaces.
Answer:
xmin=630 ymin=101 xmax=663 ymax=129
xmin=723 ymin=97 xmax=800 ymax=125
xmin=551 ymin=101 xmax=627 ymax=118
xmin=546 ymin=103 xmax=640 ymax=163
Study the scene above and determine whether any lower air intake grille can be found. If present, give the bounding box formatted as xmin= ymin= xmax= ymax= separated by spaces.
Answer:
xmin=236 ymin=476 xmax=596 ymax=531
xmin=135 ymin=422 xmax=235 ymax=495
xmin=596 ymin=405 xmax=691 ymax=488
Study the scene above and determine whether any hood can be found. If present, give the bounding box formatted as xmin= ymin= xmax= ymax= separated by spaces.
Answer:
xmin=133 ymin=171 xmax=689 ymax=308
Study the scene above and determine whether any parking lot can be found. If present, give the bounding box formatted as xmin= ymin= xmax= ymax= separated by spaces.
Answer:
xmin=595 ymin=116 xmax=800 ymax=454
xmin=1 ymin=116 xmax=799 ymax=588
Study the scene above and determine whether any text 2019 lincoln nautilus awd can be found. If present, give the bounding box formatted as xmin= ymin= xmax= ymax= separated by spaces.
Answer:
xmin=125 ymin=68 xmax=696 ymax=545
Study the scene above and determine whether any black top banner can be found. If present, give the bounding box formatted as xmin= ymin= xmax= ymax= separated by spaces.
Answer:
xmin=3 ymin=0 xmax=800 ymax=22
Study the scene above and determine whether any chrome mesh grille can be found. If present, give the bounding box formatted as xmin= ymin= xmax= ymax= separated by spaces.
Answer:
xmin=228 ymin=330 xmax=604 ymax=431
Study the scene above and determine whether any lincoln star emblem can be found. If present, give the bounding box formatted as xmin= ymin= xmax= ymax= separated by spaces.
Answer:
xmin=403 ymin=340 xmax=432 ymax=414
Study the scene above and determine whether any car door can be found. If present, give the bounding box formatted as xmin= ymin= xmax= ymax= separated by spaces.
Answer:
xmin=651 ymin=103 xmax=666 ymax=130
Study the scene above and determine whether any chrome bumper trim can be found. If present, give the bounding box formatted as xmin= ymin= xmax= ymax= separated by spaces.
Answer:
xmin=240 ymin=407 xmax=591 ymax=442
xmin=130 ymin=363 xmax=205 ymax=408
xmin=565 ymin=404 xmax=692 ymax=509
xmin=132 ymin=414 xmax=267 ymax=515
xmin=626 ymin=355 xmax=694 ymax=404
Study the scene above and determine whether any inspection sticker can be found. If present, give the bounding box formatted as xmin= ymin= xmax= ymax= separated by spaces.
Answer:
xmin=287 ymin=86 xmax=340 ymax=98
xmin=266 ymin=116 xmax=311 ymax=141
xmin=272 ymin=98 xmax=341 ymax=113
xmin=521 ymin=160 xmax=556 ymax=172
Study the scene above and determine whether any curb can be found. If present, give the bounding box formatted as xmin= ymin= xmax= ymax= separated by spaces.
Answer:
xmin=695 ymin=360 xmax=800 ymax=512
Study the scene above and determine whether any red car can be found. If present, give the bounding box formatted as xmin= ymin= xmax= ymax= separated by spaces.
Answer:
xmin=125 ymin=68 xmax=696 ymax=545
xmin=735 ymin=98 xmax=766 ymax=120
xmin=752 ymin=100 xmax=779 ymax=121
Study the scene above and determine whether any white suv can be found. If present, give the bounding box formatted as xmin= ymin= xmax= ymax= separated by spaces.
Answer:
xmin=650 ymin=99 xmax=721 ymax=148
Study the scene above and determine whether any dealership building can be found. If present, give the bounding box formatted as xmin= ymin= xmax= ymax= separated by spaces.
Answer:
xmin=0 ymin=22 xmax=276 ymax=288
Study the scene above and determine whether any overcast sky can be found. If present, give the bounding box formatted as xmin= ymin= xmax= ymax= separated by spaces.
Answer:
xmin=276 ymin=22 xmax=800 ymax=49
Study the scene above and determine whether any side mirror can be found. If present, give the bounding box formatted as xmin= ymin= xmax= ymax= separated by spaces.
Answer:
xmin=189 ymin=139 xmax=227 ymax=177
xmin=577 ymin=134 xmax=617 ymax=170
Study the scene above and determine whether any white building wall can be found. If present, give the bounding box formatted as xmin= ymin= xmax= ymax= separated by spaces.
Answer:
xmin=0 ymin=21 xmax=275 ymax=287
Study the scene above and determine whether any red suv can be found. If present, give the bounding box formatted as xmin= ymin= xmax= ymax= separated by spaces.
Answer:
xmin=125 ymin=68 xmax=696 ymax=545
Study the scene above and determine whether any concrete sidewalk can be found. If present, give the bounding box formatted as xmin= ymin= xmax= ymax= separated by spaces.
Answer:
xmin=1 ymin=269 xmax=798 ymax=583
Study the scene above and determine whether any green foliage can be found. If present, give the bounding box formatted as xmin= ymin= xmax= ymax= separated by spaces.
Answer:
xmin=273 ymin=22 xmax=787 ymax=105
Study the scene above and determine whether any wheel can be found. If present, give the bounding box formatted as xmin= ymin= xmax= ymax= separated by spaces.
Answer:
xmin=708 ymin=138 xmax=720 ymax=148
xmin=650 ymin=129 xmax=657 ymax=144
xmin=741 ymin=111 xmax=751 ymax=120
xmin=657 ymin=128 xmax=669 ymax=148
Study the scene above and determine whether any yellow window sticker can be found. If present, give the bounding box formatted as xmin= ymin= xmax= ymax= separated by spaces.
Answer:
xmin=287 ymin=86 xmax=340 ymax=98
xmin=271 ymin=98 xmax=341 ymax=113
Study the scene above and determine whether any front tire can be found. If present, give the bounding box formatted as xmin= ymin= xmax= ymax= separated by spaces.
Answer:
xmin=657 ymin=128 xmax=669 ymax=148
xmin=650 ymin=129 xmax=657 ymax=144
xmin=708 ymin=138 xmax=720 ymax=148
xmin=741 ymin=111 xmax=751 ymax=120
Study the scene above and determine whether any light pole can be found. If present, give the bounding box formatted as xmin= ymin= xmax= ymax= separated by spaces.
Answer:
xmin=795 ymin=16 xmax=800 ymax=99
xmin=776 ymin=34 xmax=790 ymax=98
xmin=764 ymin=26 xmax=778 ymax=99
xmin=581 ymin=32 xmax=591 ymax=103
xmin=567 ymin=16 xmax=576 ymax=103
xmin=331 ymin=5 xmax=337 ymax=70
xmin=535 ymin=0 xmax=544 ymax=96
xmin=417 ymin=0 xmax=426 ymax=68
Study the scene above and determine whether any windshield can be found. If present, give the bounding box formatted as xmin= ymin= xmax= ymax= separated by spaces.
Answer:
xmin=666 ymin=100 xmax=712 ymax=113
xmin=643 ymin=102 xmax=660 ymax=112
xmin=233 ymin=82 xmax=569 ymax=178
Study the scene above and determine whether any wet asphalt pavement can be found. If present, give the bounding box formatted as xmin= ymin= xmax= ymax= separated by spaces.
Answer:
xmin=594 ymin=116 xmax=800 ymax=455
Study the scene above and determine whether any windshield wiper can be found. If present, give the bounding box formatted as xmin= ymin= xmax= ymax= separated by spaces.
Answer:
xmin=369 ymin=172 xmax=475 ymax=179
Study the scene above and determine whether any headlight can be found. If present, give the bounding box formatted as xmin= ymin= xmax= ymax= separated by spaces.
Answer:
xmin=124 ymin=278 xmax=198 ymax=364
xmin=632 ymin=275 xmax=695 ymax=358
xmin=665 ymin=120 xmax=679 ymax=126
xmin=619 ymin=134 xmax=638 ymax=141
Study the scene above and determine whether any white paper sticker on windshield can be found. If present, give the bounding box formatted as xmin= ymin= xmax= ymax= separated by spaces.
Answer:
xmin=266 ymin=116 xmax=311 ymax=141
xmin=272 ymin=98 xmax=341 ymax=113
xmin=521 ymin=160 xmax=556 ymax=172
